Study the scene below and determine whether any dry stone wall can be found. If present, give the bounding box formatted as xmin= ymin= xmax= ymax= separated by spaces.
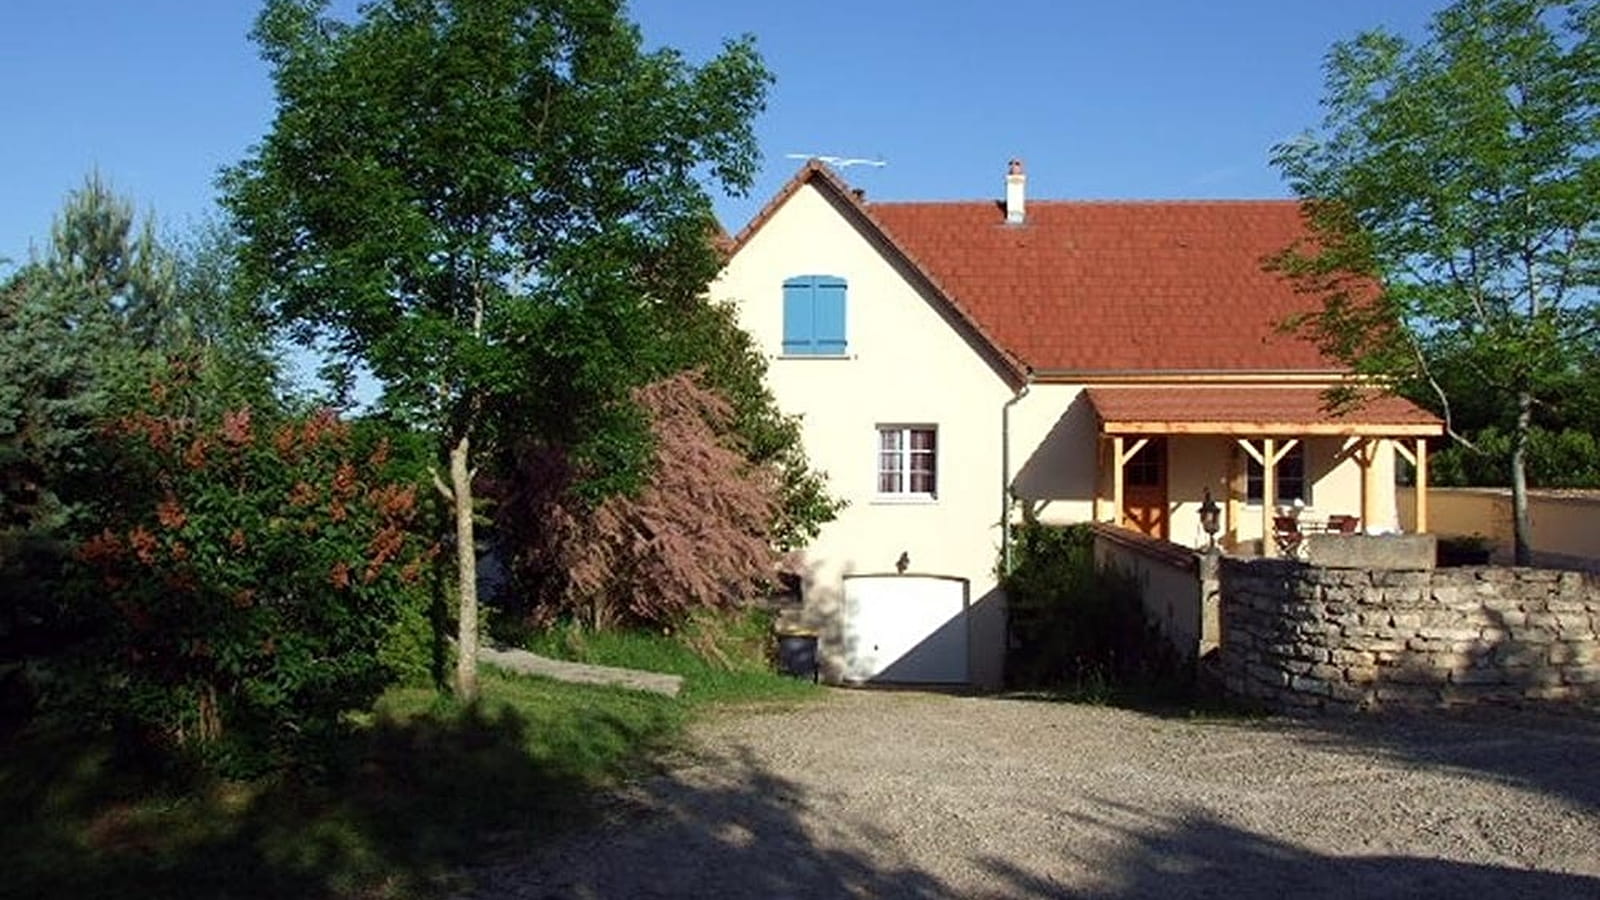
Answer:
xmin=1219 ymin=558 xmax=1600 ymax=712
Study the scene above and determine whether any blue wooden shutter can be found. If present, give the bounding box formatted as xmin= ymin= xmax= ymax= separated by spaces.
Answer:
xmin=782 ymin=278 xmax=813 ymax=354
xmin=813 ymin=277 xmax=847 ymax=354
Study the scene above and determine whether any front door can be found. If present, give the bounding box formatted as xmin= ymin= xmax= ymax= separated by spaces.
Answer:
xmin=1122 ymin=438 xmax=1169 ymax=539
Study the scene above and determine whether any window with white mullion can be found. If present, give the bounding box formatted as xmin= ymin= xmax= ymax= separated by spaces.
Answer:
xmin=877 ymin=426 xmax=937 ymax=498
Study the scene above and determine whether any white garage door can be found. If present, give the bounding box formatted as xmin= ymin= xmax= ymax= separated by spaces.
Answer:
xmin=842 ymin=575 xmax=969 ymax=684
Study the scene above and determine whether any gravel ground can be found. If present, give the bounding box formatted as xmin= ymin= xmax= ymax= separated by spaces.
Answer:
xmin=466 ymin=690 xmax=1600 ymax=899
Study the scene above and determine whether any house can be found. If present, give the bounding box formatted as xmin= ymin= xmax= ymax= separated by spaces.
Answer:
xmin=711 ymin=159 xmax=1443 ymax=688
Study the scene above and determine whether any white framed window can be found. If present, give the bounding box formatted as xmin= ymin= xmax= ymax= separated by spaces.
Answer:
xmin=877 ymin=426 xmax=937 ymax=498
xmin=1246 ymin=442 xmax=1309 ymax=506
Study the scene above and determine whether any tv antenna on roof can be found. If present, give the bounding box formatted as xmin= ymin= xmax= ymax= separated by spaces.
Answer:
xmin=784 ymin=153 xmax=887 ymax=169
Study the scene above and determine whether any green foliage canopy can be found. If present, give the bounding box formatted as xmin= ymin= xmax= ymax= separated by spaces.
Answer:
xmin=224 ymin=0 xmax=772 ymax=487
xmin=1271 ymin=0 xmax=1600 ymax=558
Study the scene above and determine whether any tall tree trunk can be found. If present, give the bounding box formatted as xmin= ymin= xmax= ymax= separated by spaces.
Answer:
xmin=452 ymin=432 xmax=479 ymax=701
xmin=1510 ymin=390 xmax=1534 ymax=566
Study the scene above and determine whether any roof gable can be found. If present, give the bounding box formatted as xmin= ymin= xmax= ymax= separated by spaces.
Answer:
xmin=727 ymin=160 xmax=1028 ymax=383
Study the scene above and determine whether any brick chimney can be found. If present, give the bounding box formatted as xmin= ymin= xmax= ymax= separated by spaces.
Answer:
xmin=1005 ymin=158 xmax=1026 ymax=225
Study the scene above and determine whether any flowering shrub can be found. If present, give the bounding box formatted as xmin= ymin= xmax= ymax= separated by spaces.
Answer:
xmin=499 ymin=372 xmax=781 ymax=630
xmin=61 ymin=373 xmax=438 ymax=772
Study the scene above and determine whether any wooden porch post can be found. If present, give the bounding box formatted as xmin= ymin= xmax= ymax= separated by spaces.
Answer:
xmin=1261 ymin=437 xmax=1277 ymax=557
xmin=1359 ymin=439 xmax=1375 ymax=532
xmin=1225 ymin=441 xmax=1241 ymax=548
xmin=1414 ymin=437 xmax=1429 ymax=533
xmin=1112 ymin=435 xmax=1125 ymax=528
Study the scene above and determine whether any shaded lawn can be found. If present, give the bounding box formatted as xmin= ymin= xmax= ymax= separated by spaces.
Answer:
xmin=1 ymin=670 xmax=686 ymax=900
xmin=523 ymin=613 xmax=820 ymax=707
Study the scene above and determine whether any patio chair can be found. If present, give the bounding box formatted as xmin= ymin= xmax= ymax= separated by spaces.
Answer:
xmin=1272 ymin=515 xmax=1304 ymax=557
xmin=1326 ymin=514 xmax=1360 ymax=534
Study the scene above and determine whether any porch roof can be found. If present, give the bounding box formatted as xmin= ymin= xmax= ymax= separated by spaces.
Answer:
xmin=1087 ymin=386 xmax=1444 ymax=437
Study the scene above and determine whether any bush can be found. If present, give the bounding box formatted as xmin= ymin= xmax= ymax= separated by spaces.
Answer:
xmin=52 ymin=367 xmax=440 ymax=774
xmin=498 ymin=372 xmax=782 ymax=630
xmin=1002 ymin=523 xmax=1182 ymax=692
xmin=1431 ymin=425 xmax=1600 ymax=488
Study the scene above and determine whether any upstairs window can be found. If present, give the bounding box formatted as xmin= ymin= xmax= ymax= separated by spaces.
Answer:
xmin=782 ymin=275 xmax=847 ymax=355
xmin=1247 ymin=442 xmax=1308 ymax=506
xmin=878 ymin=426 xmax=937 ymax=498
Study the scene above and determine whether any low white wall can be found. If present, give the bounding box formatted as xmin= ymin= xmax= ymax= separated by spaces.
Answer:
xmin=1091 ymin=524 xmax=1211 ymax=661
xmin=1400 ymin=486 xmax=1600 ymax=570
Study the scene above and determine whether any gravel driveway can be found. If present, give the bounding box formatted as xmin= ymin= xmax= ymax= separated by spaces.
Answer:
xmin=467 ymin=690 xmax=1600 ymax=898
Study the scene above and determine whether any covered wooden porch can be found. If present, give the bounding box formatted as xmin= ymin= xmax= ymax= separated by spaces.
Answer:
xmin=1085 ymin=387 xmax=1446 ymax=557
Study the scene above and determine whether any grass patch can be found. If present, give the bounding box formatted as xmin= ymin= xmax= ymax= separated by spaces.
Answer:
xmin=521 ymin=608 xmax=820 ymax=707
xmin=2 ymin=609 xmax=819 ymax=898
xmin=1 ymin=669 xmax=682 ymax=899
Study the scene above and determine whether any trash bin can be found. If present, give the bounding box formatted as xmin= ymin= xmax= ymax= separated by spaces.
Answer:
xmin=774 ymin=627 xmax=819 ymax=683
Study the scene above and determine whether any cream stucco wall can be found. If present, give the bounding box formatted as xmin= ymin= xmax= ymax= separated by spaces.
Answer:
xmin=1398 ymin=486 xmax=1600 ymax=570
xmin=712 ymin=183 xmax=1015 ymax=687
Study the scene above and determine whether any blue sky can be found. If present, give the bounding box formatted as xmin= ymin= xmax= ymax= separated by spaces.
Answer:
xmin=0 ymin=1 xmax=1440 ymax=268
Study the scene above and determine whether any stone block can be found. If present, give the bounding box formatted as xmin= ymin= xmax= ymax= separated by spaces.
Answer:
xmin=1430 ymin=585 xmax=1463 ymax=607
xmin=1523 ymin=685 xmax=1577 ymax=702
xmin=1478 ymin=628 xmax=1509 ymax=643
xmin=1376 ymin=568 xmax=1433 ymax=588
xmin=1306 ymin=534 xmax=1436 ymax=569
xmin=1509 ymin=627 xmax=1556 ymax=645
xmin=1308 ymin=663 xmax=1343 ymax=681
xmin=1327 ymin=682 xmax=1374 ymax=704
xmin=1247 ymin=663 xmax=1290 ymax=687
xmin=1422 ymin=610 xmax=1468 ymax=628
xmin=1290 ymin=674 xmax=1332 ymax=696
xmin=1433 ymin=651 xmax=1484 ymax=671
xmin=1329 ymin=649 xmax=1376 ymax=667
xmin=1489 ymin=609 xmax=1527 ymax=628
xmin=1388 ymin=612 xmax=1424 ymax=630
xmin=1417 ymin=626 xmax=1483 ymax=642
xmin=1440 ymin=686 xmax=1522 ymax=707
xmin=1549 ymin=643 xmax=1599 ymax=665
xmin=1388 ymin=666 xmax=1449 ymax=686
xmin=1495 ymin=643 xmax=1548 ymax=668
xmin=1562 ymin=668 xmax=1600 ymax=685
xmin=1376 ymin=685 xmax=1440 ymax=705
xmin=1406 ymin=637 xmax=1449 ymax=653
xmin=1449 ymin=668 xmax=1506 ymax=686
xmin=1548 ymin=597 xmax=1589 ymax=614
xmin=1346 ymin=665 xmax=1380 ymax=684
xmin=1526 ymin=612 xmax=1560 ymax=629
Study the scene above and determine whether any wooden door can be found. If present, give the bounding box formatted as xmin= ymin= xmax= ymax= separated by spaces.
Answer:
xmin=1122 ymin=438 xmax=1169 ymax=539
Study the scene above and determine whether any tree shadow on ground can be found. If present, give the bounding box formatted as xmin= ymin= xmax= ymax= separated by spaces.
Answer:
xmin=974 ymin=797 xmax=1600 ymax=899
xmin=1211 ymin=705 xmax=1600 ymax=816
xmin=464 ymin=743 xmax=953 ymax=898
xmin=0 ymin=694 xmax=677 ymax=899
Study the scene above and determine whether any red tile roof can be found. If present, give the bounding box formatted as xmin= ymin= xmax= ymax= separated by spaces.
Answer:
xmin=869 ymin=199 xmax=1337 ymax=372
xmin=1087 ymin=387 xmax=1442 ymax=435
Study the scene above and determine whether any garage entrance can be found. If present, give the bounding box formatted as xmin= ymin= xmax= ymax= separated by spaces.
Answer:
xmin=841 ymin=574 xmax=969 ymax=684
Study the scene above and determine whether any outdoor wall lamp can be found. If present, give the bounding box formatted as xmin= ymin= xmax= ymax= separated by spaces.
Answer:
xmin=1199 ymin=488 xmax=1221 ymax=550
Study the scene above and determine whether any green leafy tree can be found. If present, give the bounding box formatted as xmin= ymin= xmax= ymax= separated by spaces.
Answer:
xmin=224 ymin=0 xmax=771 ymax=698
xmin=3 ymin=179 xmax=184 ymax=667
xmin=1272 ymin=0 xmax=1600 ymax=563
